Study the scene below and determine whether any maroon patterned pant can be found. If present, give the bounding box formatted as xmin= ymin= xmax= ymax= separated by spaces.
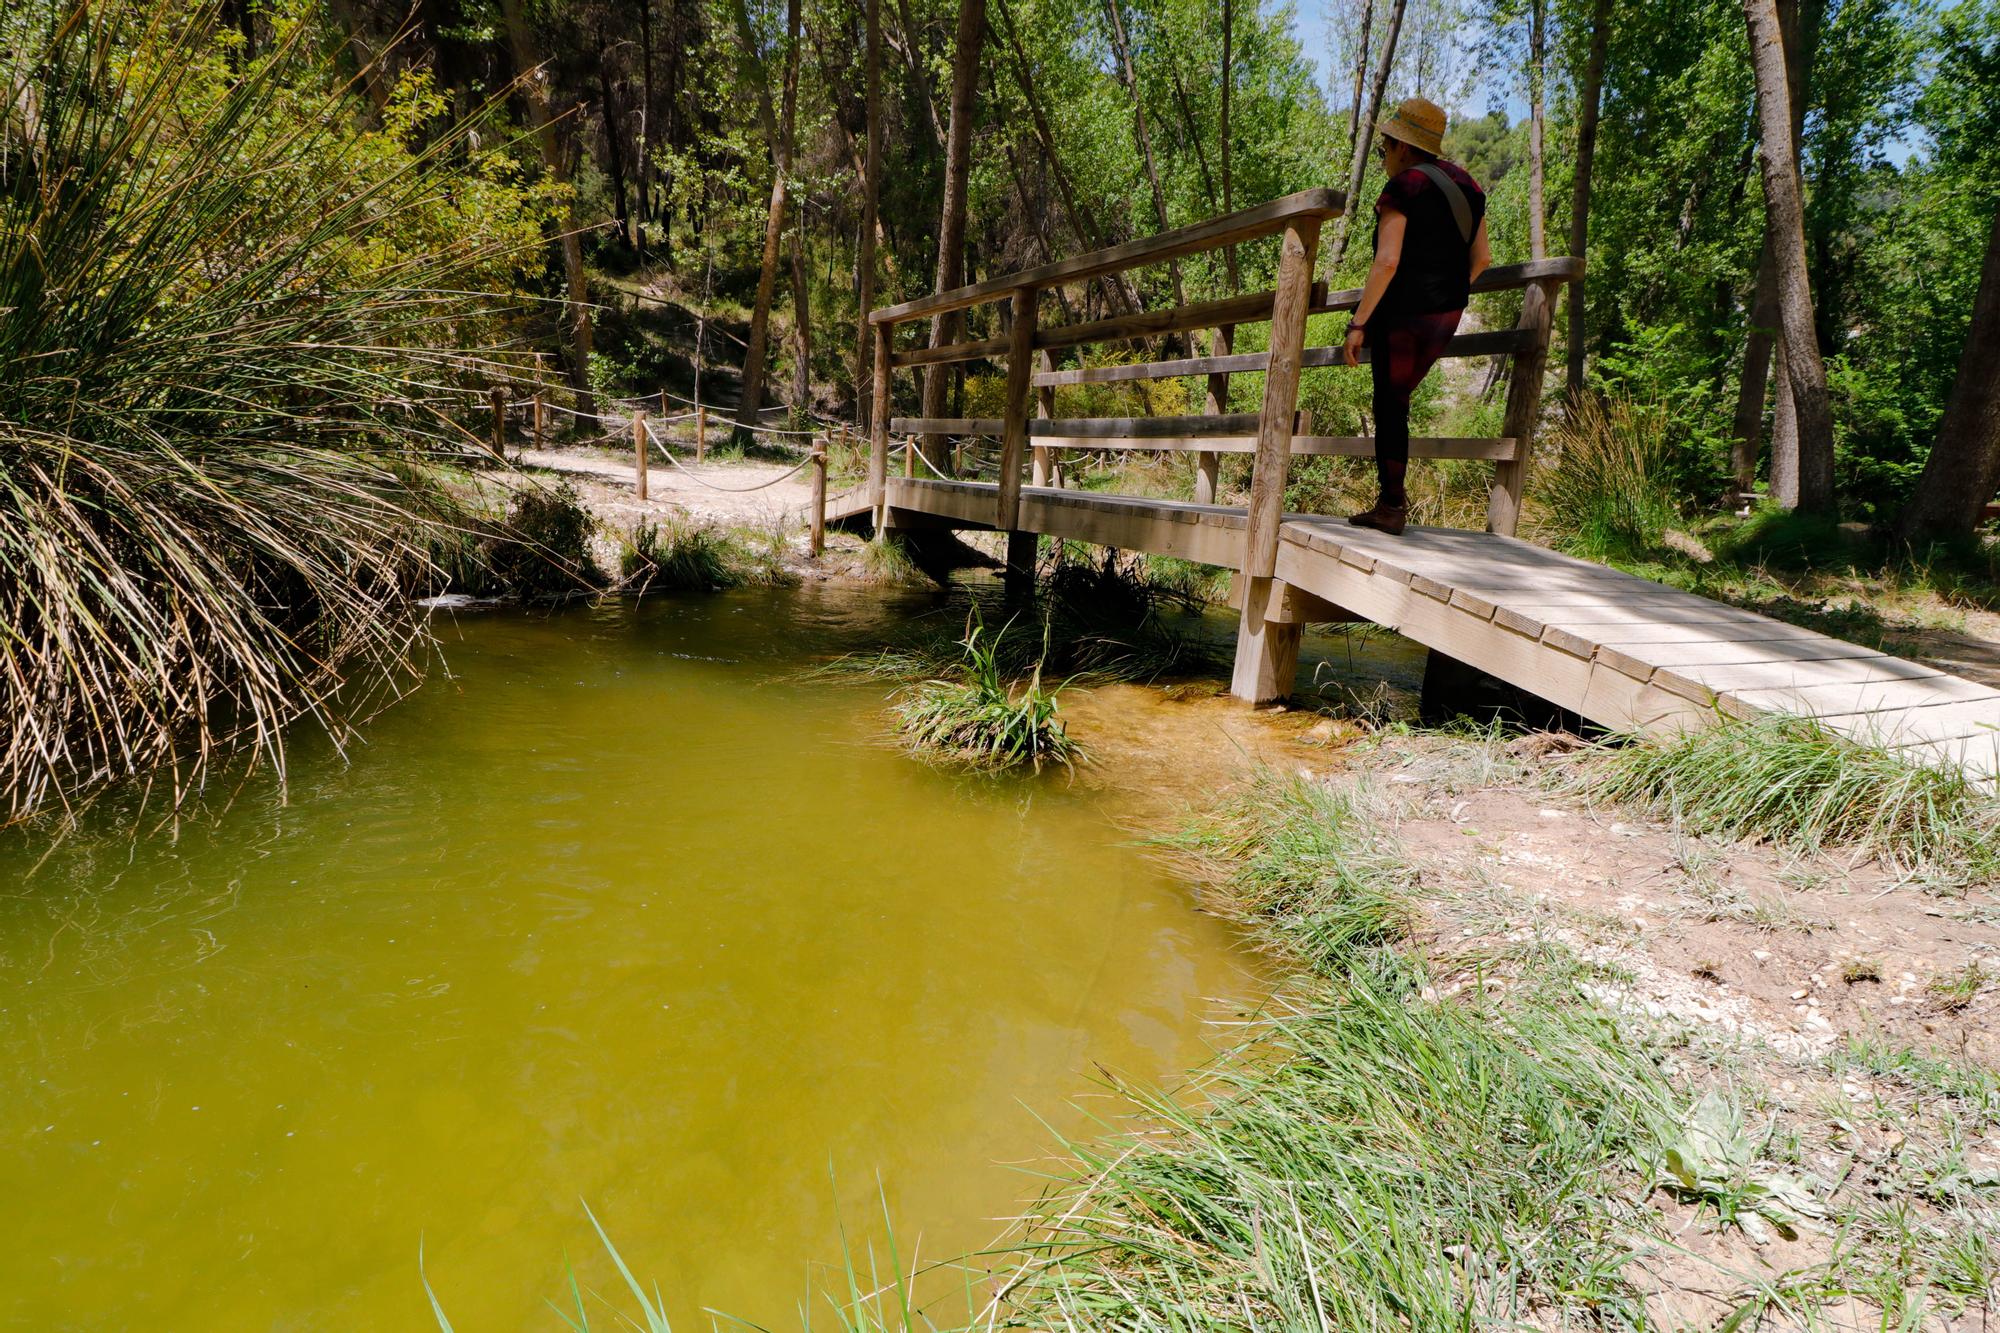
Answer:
xmin=1368 ymin=309 xmax=1463 ymax=506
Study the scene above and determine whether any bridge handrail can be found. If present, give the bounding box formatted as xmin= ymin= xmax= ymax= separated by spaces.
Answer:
xmin=868 ymin=187 xmax=1345 ymax=328
xmin=863 ymin=191 xmax=1583 ymax=612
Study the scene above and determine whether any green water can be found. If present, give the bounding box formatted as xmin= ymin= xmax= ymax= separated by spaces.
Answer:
xmin=0 ymin=587 xmax=1264 ymax=1329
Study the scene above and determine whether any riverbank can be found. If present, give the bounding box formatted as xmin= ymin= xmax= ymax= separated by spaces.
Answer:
xmin=965 ymin=714 xmax=2000 ymax=1326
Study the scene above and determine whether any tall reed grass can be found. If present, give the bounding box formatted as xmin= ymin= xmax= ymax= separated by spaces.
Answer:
xmin=1 ymin=4 xmax=546 ymax=819
xmin=1532 ymin=393 xmax=1683 ymax=559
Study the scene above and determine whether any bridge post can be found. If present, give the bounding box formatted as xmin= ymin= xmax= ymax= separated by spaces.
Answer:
xmin=1489 ymin=279 xmax=1556 ymax=537
xmin=998 ymin=286 xmax=1037 ymax=582
xmin=1230 ymin=216 xmax=1321 ymax=704
xmin=1031 ymin=351 xmax=1054 ymax=487
xmin=868 ymin=321 xmax=892 ymax=529
xmin=1196 ymin=323 xmax=1232 ymax=504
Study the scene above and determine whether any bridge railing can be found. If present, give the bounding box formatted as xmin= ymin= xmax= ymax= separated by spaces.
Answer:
xmin=864 ymin=187 xmax=1580 ymax=582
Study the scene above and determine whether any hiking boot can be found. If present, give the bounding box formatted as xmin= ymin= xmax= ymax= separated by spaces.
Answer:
xmin=1348 ymin=502 xmax=1407 ymax=536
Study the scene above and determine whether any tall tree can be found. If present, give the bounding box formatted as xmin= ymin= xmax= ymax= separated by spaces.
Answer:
xmin=731 ymin=0 xmax=803 ymax=438
xmin=1102 ymin=0 xmax=1187 ymax=312
xmin=854 ymin=0 xmax=882 ymax=432
xmin=1527 ymin=0 xmax=1547 ymax=260
xmin=1565 ymin=0 xmax=1610 ymax=394
xmin=1743 ymin=0 xmax=1835 ymax=513
xmin=1897 ymin=206 xmax=2000 ymax=540
xmin=1730 ymin=0 xmax=1823 ymax=494
xmin=918 ymin=0 xmax=987 ymax=467
xmin=1327 ymin=0 xmax=1408 ymax=269
xmin=1345 ymin=0 xmax=1376 ymax=157
xmin=499 ymin=0 xmax=598 ymax=430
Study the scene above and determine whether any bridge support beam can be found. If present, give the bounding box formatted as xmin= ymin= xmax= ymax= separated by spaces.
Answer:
xmin=1230 ymin=212 xmax=1320 ymax=704
xmin=1230 ymin=577 xmax=1305 ymax=703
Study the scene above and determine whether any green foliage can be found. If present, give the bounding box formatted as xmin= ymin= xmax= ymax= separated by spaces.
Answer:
xmin=488 ymin=482 xmax=600 ymax=598
xmin=893 ymin=613 xmax=1078 ymax=771
xmin=0 ymin=2 xmax=545 ymax=820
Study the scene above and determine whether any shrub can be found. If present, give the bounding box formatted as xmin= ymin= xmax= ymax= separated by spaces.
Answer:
xmin=486 ymin=483 xmax=599 ymax=598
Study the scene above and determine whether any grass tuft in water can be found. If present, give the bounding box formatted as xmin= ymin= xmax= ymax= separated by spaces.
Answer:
xmin=1566 ymin=714 xmax=2000 ymax=884
xmin=618 ymin=519 xmax=795 ymax=593
xmin=893 ymin=613 xmax=1078 ymax=771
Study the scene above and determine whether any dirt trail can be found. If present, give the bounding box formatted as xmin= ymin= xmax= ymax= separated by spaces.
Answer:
xmin=515 ymin=446 xmax=860 ymax=532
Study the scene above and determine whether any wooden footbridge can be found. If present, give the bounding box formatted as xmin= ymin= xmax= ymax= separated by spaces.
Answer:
xmin=844 ymin=190 xmax=2000 ymax=780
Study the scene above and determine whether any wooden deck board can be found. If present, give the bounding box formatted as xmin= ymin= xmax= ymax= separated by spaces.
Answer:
xmin=873 ymin=480 xmax=2000 ymax=779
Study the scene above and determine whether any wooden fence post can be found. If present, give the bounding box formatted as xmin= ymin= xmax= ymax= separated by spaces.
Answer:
xmin=634 ymin=409 xmax=649 ymax=501
xmin=998 ymin=286 xmax=1038 ymax=580
xmin=1197 ymin=323 xmax=1232 ymax=504
xmin=531 ymin=391 xmax=544 ymax=449
xmin=489 ymin=385 xmax=508 ymax=458
xmin=696 ymin=402 xmax=708 ymax=462
xmin=809 ymin=440 xmax=828 ymax=557
xmin=868 ymin=323 xmax=892 ymax=528
xmin=1031 ymin=350 xmax=1055 ymax=488
xmin=1230 ymin=216 xmax=1321 ymax=704
xmin=1489 ymin=279 xmax=1555 ymax=537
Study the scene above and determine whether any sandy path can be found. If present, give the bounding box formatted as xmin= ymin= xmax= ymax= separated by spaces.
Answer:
xmin=515 ymin=446 xmax=863 ymax=532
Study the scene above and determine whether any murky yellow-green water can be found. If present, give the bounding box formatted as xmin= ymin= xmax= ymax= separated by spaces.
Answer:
xmin=0 ymin=587 xmax=1265 ymax=1329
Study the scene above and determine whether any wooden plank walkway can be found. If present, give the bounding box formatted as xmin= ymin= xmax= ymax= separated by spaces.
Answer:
xmin=878 ymin=477 xmax=2000 ymax=780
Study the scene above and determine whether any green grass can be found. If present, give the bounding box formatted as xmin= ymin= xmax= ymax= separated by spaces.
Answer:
xmin=1530 ymin=393 xmax=1684 ymax=561
xmin=892 ymin=613 xmax=1079 ymax=771
xmin=1567 ymin=714 xmax=2000 ymax=886
xmin=994 ymin=770 xmax=1682 ymax=1326
xmin=618 ymin=518 xmax=795 ymax=593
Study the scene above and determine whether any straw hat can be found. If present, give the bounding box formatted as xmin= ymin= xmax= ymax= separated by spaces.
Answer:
xmin=1378 ymin=96 xmax=1447 ymax=157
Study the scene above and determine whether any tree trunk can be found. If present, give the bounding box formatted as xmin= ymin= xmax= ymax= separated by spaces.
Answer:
xmin=920 ymin=0 xmax=987 ymax=470
xmin=500 ymin=0 xmax=598 ymax=430
xmin=1527 ymin=0 xmax=1547 ymax=260
xmin=595 ymin=37 xmax=632 ymax=250
xmin=1564 ymin=0 xmax=1610 ymax=395
xmin=1327 ymin=0 xmax=1408 ymax=269
xmin=1221 ymin=0 xmax=1238 ymax=289
xmin=1743 ymin=0 xmax=1835 ymax=513
xmin=893 ymin=0 xmax=947 ymax=152
xmin=732 ymin=0 xmax=803 ymax=438
xmin=790 ymin=200 xmax=811 ymax=414
xmin=854 ymin=0 xmax=882 ymax=432
xmin=636 ymin=0 xmax=654 ymax=257
xmin=1102 ymin=0 xmax=1186 ymax=315
xmin=1734 ymin=0 xmax=1823 ymax=497
xmin=1731 ymin=235 xmax=1780 ymax=490
xmin=1346 ymin=0 xmax=1375 ymax=157
xmin=1897 ymin=206 xmax=2000 ymax=541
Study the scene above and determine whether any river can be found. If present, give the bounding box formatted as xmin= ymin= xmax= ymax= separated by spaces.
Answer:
xmin=0 ymin=585 xmax=1306 ymax=1328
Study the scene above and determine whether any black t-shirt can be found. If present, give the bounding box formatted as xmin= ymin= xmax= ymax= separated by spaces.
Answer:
xmin=1370 ymin=160 xmax=1485 ymax=327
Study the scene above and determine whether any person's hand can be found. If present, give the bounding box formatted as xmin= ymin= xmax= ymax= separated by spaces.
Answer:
xmin=1342 ymin=322 xmax=1365 ymax=367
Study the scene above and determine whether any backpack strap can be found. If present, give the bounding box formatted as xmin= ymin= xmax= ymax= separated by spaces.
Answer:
xmin=1413 ymin=162 xmax=1474 ymax=245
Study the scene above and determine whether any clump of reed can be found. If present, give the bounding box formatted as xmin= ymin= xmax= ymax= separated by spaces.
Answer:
xmin=893 ymin=613 xmax=1077 ymax=771
xmin=1567 ymin=714 xmax=2000 ymax=884
xmin=1532 ymin=392 xmax=1683 ymax=560
xmin=0 ymin=4 xmax=545 ymax=820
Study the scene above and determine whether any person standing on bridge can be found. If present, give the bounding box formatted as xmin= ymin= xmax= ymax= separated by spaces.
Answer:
xmin=1341 ymin=97 xmax=1492 ymax=536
